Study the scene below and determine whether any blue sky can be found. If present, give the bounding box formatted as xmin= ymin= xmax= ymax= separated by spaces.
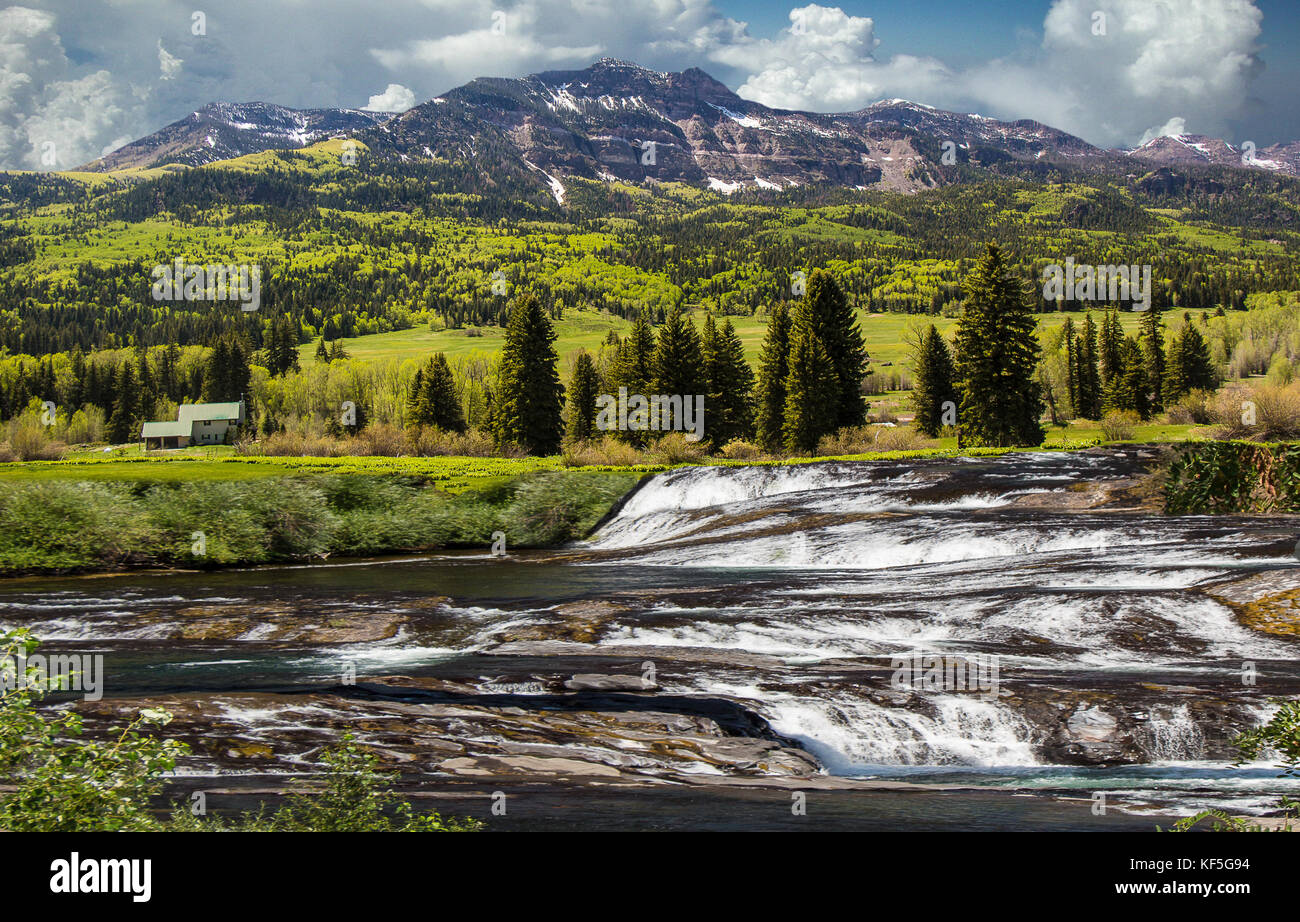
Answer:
xmin=2 ymin=1 xmax=1296 ymax=170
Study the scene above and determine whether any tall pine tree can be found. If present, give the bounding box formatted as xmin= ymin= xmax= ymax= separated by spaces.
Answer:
xmin=1139 ymin=308 xmax=1166 ymax=412
xmin=491 ymin=293 xmax=564 ymax=455
xmin=795 ymin=270 xmax=868 ymax=429
xmin=1076 ymin=312 xmax=1103 ymax=419
xmin=910 ymin=324 xmax=957 ymax=437
xmin=782 ymin=320 xmax=840 ymax=453
xmin=754 ymin=304 xmax=792 ymax=451
xmin=702 ymin=318 xmax=755 ymax=446
xmin=565 ymin=351 xmax=600 ymax=442
xmin=953 ymin=244 xmax=1045 ymax=447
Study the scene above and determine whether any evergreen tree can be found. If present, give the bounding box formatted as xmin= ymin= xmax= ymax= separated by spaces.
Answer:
xmin=1163 ymin=313 xmax=1217 ymax=403
xmin=782 ymin=320 xmax=840 ymax=453
xmin=107 ymin=361 xmax=140 ymax=444
xmin=1139 ymin=308 xmax=1166 ymax=412
xmin=202 ymin=338 xmax=231 ymax=402
xmin=1105 ymin=336 xmax=1150 ymax=418
xmin=754 ymin=303 xmax=792 ymax=451
xmin=202 ymin=335 xmax=252 ymax=404
xmin=409 ymin=353 xmax=466 ymax=432
xmin=795 ymin=270 xmax=868 ymax=428
xmin=1076 ymin=312 xmax=1103 ymax=419
xmin=1063 ymin=317 xmax=1078 ymax=416
xmin=910 ymin=324 xmax=957 ymax=437
xmin=1099 ymin=310 xmax=1124 ymax=386
xmin=651 ymin=307 xmax=705 ymax=398
xmin=702 ymin=318 xmax=755 ymax=446
xmin=315 ymin=338 xmax=330 ymax=364
xmin=565 ymin=351 xmax=600 ymax=442
xmin=609 ymin=312 xmax=655 ymax=396
xmin=491 ymin=293 xmax=564 ymax=455
xmin=953 ymin=244 xmax=1045 ymax=447
xmin=135 ymin=349 xmax=157 ymax=421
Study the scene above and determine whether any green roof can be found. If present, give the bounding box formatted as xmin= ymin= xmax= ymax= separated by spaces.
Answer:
xmin=140 ymin=421 xmax=190 ymax=438
xmin=178 ymin=402 xmax=243 ymax=423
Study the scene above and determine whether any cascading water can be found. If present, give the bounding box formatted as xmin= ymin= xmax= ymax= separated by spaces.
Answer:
xmin=576 ymin=449 xmax=1300 ymax=798
xmin=3 ymin=448 xmax=1298 ymax=827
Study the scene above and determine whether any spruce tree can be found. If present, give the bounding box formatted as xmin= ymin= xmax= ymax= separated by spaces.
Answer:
xmin=795 ymin=270 xmax=867 ymax=428
xmin=1098 ymin=310 xmax=1124 ymax=386
xmin=565 ymin=351 xmax=600 ymax=442
xmin=202 ymin=338 xmax=232 ymax=402
xmin=410 ymin=353 xmax=466 ymax=432
xmin=491 ymin=293 xmax=564 ymax=455
xmin=609 ymin=312 xmax=655 ymax=396
xmin=1163 ymin=313 xmax=1217 ymax=403
xmin=651 ymin=307 xmax=705 ymax=398
xmin=1105 ymin=336 xmax=1150 ymax=418
xmin=108 ymin=361 xmax=140 ymax=444
xmin=315 ymin=338 xmax=330 ymax=364
xmin=136 ymin=349 xmax=157 ymax=421
xmin=754 ymin=303 xmax=792 ymax=451
xmin=953 ymin=244 xmax=1045 ymax=447
xmin=910 ymin=324 xmax=957 ymax=437
xmin=1139 ymin=308 xmax=1166 ymax=412
xmin=782 ymin=320 xmax=840 ymax=454
xmin=1063 ymin=317 xmax=1078 ymax=416
xmin=1077 ymin=312 xmax=1102 ymax=419
xmin=702 ymin=319 xmax=755 ymax=446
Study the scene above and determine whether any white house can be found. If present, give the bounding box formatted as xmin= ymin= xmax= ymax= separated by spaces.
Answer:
xmin=141 ymin=401 xmax=245 ymax=449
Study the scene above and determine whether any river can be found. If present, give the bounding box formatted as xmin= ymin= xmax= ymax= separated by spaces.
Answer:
xmin=4 ymin=448 xmax=1298 ymax=830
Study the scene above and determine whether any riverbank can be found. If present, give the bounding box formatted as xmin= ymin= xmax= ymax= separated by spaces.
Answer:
xmin=0 ymin=444 xmax=1025 ymax=577
xmin=0 ymin=440 xmax=1294 ymax=577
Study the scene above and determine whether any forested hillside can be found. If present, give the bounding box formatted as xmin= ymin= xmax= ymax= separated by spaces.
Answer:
xmin=1 ymin=136 xmax=1297 ymax=359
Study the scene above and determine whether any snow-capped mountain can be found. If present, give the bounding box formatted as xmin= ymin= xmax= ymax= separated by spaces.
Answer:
xmin=364 ymin=58 xmax=1114 ymax=194
xmin=77 ymin=60 xmax=1300 ymax=193
xmin=80 ymin=102 xmax=392 ymax=172
xmin=1125 ymin=133 xmax=1299 ymax=175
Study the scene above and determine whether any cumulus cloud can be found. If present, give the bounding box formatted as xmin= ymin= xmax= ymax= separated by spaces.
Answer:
xmin=157 ymin=41 xmax=183 ymax=80
xmin=0 ymin=0 xmax=1278 ymax=170
xmin=1137 ymin=116 xmax=1187 ymax=146
xmin=363 ymin=83 xmax=416 ymax=112
xmin=729 ymin=0 xmax=1265 ymax=148
xmin=0 ymin=7 xmax=127 ymax=169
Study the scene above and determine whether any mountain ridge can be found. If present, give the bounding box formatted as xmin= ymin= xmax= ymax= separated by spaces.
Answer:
xmin=76 ymin=58 xmax=1300 ymax=192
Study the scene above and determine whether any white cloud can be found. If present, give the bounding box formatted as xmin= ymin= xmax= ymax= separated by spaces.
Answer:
xmin=726 ymin=1 xmax=1265 ymax=148
xmin=362 ymin=83 xmax=416 ymax=112
xmin=0 ymin=0 xmax=1277 ymax=170
xmin=0 ymin=7 xmax=127 ymax=169
xmin=158 ymin=41 xmax=183 ymax=80
xmin=1137 ymin=116 xmax=1187 ymax=146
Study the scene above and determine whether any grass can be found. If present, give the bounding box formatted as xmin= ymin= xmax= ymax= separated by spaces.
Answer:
xmin=302 ymin=306 xmax=1187 ymax=374
xmin=0 ymin=454 xmax=575 ymax=492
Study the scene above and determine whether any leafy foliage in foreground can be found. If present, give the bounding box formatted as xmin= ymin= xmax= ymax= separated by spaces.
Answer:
xmin=169 ymin=733 xmax=483 ymax=832
xmin=1163 ymin=441 xmax=1300 ymax=513
xmin=1162 ymin=700 xmax=1299 ymax=832
xmin=0 ymin=630 xmax=480 ymax=831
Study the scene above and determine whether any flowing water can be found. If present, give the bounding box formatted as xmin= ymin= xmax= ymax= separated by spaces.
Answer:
xmin=4 ymin=448 xmax=1299 ymax=830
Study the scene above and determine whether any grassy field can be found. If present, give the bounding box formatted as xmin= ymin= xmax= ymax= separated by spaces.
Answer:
xmin=303 ymin=306 xmax=1185 ymax=373
xmin=0 ymin=421 xmax=1209 ymax=490
xmin=0 ymin=454 xmax=580 ymax=492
